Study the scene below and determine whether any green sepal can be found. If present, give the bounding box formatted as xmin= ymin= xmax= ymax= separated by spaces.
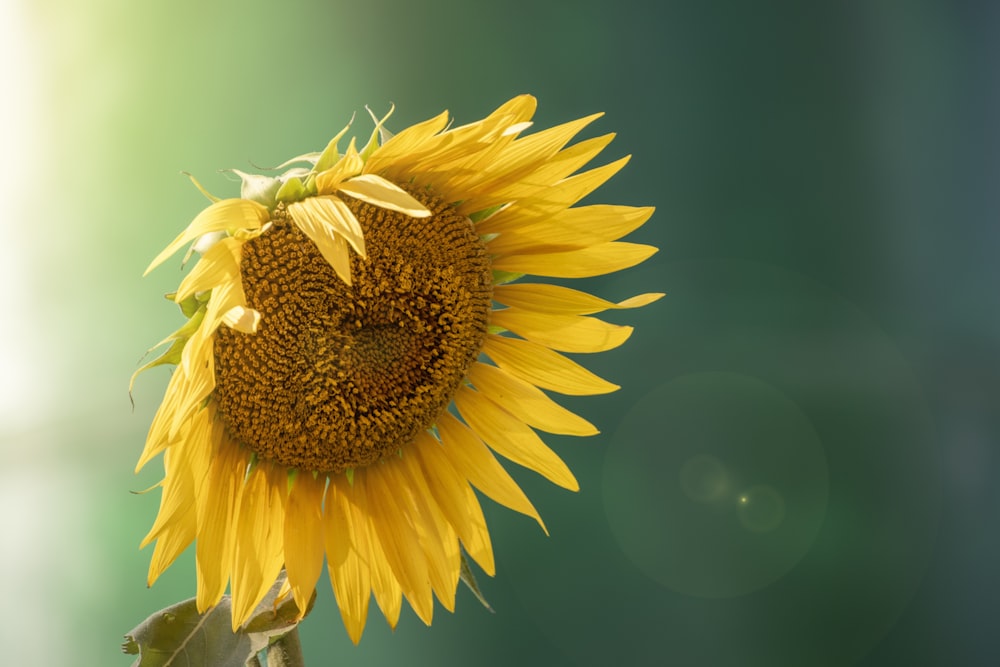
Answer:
xmin=128 ymin=338 xmax=184 ymax=406
xmin=129 ymin=307 xmax=206 ymax=400
xmin=313 ymin=139 xmax=342 ymax=174
xmin=142 ymin=337 xmax=184 ymax=370
xmin=129 ymin=480 xmax=164 ymax=496
xmin=275 ymin=177 xmax=308 ymax=204
xmin=181 ymin=171 xmax=221 ymax=203
xmin=314 ymin=117 xmax=356 ymax=174
xmin=360 ymin=104 xmax=394 ymax=162
xmin=491 ymin=270 xmax=524 ymax=285
xmin=172 ymin=306 xmax=207 ymax=339
xmin=274 ymin=152 xmax=322 ymax=170
xmin=166 ymin=291 xmax=210 ymax=318
xmin=469 ymin=204 xmax=504 ymax=224
xmin=286 ymin=469 xmax=298 ymax=494
xmin=487 ymin=324 xmax=507 ymax=335
xmin=345 ymin=468 xmax=354 ymax=487
xmin=227 ymin=170 xmax=282 ymax=209
xmin=459 ymin=553 xmax=494 ymax=613
xmin=359 ymin=126 xmax=380 ymax=162
xmin=245 ymin=452 xmax=260 ymax=482
xmin=302 ymin=173 xmax=318 ymax=197
xmin=176 ymin=293 xmax=203 ymax=318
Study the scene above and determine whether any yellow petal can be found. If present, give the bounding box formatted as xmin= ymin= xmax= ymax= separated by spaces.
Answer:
xmin=493 ymin=283 xmax=664 ymax=315
xmin=284 ymin=472 xmax=326 ymax=619
xmin=411 ymin=431 xmax=495 ymax=575
xmin=466 ymin=362 xmax=596 ymax=436
xmin=458 ymin=136 xmax=619 ymax=216
xmin=357 ymin=471 xmax=403 ymax=630
xmin=396 ymin=450 xmax=461 ymax=612
xmin=490 ymin=309 xmax=633 ymax=353
xmin=316 ymin=138 xmax=366 ymax=193
xmin=146 ymin=499 xmax=196 ymax=588
xmin=145 ymin=199 xmax=268 ymax=276
xmin=144 ymin=460 xmax=194 ymax=586
xmin=230 ymin=464 xmax=286 ymax=630
xmin=472 ymin=151 xmax=626 ymax=225
xmin=394 ymin=98 xmax=536 ymax=188
xmin=221 ymin=305 xmax=261 ymax=333
xmin=483 ymin=334 xmax=619 ymax=396
xmin=196 ymin=428 xmax=247 ymax=612
xmin=454 ymin=386 xmax=578 ymax=491
xmin=276 ymin=577 xmax=293 ymax=606
xmin=174 ymin=236 xmax=242 ymax=303
xmin=337 ymin=174 xmax=432 ymax=218
xmin=180 ymin=279 xmax=248 ymax=385
xmin=325 ymin=474 xmax=372 ymax=644
xmin=144 ymin=405 xmax=216 ymax=586
xmin=313 ymin=122 xmax=356 ymax=181
xmin=135 ymin=370 xmax=187 ymax=472
xmin=287 ymin=197 xmax=360 ymax=285
xmin=364 ymin=110 xmax=451 ymax=176
xmin=491 ymin=241 xmax=657 ymax=279
xmin=141 ymin=408 xmax=211 ymax=550
xmin=442 ymin=113 xmax=602 ymax=200
xmin=426 ymin=512 xmax=460 ymax=612
xmin=488 ymin=112 xmax=602 ymax=177
xmin=406 ymin=123 xmax=501 ymax=179
xmin=483 ymin=94 xmax=538 ymax=127
xmin=436 ymin=412 xmax=547 ymax=534
xmin=364 ymin=462 xmax=434 ymax=625
xmin=368 ymin=542 xmax=403 ymax=630
xmin=485 ymin=205 xmax=654 ymax=256
xmin=288 ymin=195 xmax=366 ymax=256
xmin=168 ymin=336 xmax=216 ymax=439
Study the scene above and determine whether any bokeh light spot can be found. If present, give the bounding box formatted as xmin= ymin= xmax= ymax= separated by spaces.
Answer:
xmin=680 ymin=455 xmax=730 ymax=503
xmin=603 ymin=371 xmax=828 ymax=598
xmin=736 ymin=485 xmax=786 ymax=532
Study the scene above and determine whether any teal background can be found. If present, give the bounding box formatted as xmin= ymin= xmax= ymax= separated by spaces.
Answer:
xmin=1 ymin=0 xmax=993 ymax=665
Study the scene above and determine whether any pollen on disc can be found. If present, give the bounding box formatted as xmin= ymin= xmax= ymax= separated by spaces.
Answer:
xmin=213 ymin=187 xmax=493 ymax=472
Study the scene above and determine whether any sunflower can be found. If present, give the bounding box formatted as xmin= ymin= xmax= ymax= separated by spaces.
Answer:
xmin=134 ymin=95 xmax=661 ymax=643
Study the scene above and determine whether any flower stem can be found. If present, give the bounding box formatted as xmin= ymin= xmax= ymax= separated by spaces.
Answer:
xmin=265 ymin=628 xmax=306 ymax=667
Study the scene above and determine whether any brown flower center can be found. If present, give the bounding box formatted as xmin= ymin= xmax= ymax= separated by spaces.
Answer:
xmin=213 ymin=185 xmax=492 ymax=472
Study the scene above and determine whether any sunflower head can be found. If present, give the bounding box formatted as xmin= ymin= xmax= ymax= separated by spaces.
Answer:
xmin=134 ymin=95 xmax=662 ymax=643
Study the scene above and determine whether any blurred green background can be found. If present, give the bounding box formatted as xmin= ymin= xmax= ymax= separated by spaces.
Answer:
xmin=2 ymin=0 xmax=993 ymax=665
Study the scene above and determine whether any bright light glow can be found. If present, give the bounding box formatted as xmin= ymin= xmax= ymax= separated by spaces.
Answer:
xmin=0 ymin=0 xmax=49 ymax=435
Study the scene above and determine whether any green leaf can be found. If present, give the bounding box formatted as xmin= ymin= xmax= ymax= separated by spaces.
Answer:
xmin=122 ymin=575 xmax=311 ymax=667
xmin=459 ymin=553 xmax=494 ymax=613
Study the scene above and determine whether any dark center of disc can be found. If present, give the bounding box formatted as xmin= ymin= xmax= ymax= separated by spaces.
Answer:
xmin=212 ymin=185 xmax=493 ymax=472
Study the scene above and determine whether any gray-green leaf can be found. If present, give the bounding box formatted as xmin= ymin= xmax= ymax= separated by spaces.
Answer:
xmin=122 ymin=576 xmax=309 ymax=667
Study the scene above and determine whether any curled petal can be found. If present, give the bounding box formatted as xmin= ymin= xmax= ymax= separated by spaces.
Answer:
xmin=337 ymin=174 xmax=432 ymax=218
